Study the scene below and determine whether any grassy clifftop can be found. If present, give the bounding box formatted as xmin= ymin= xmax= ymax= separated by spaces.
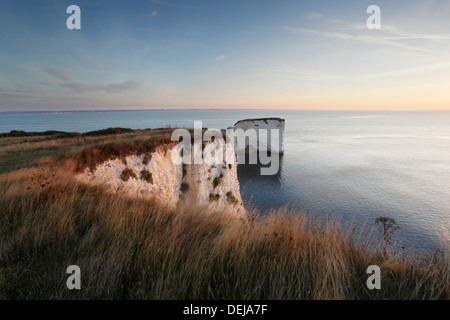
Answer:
xmin=0 ymin=129 xmax=448 ymax=299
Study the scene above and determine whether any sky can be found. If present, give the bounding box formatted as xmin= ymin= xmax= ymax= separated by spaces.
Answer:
xmin=1 ymin=0 xmax=450 ymax=111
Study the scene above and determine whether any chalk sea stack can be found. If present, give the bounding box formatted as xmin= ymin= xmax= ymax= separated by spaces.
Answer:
xmin=233 ymin=118 xmax=285 ymax=154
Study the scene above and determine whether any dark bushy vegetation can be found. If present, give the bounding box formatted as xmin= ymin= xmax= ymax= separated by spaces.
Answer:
xmin=0 ymin=127 xmax=136 ymax=138
xmin=209 ymin=193 xmax=220 ymax=202
xmin=0 ymin=130 xmax=79 ymax=138
xmin=73 ymin=133 xmax=172 ymax=172
xmin=180 ymin=183 xmax=190 ymax=193
xmin=120 ymin=168 xmax=138 ymax=182
xmin=226 ymin=192 xmax=239 ymax=205
xmin=213 ymin=177 xmax=221 ymax=188
xmin=142 ymin=154 xmax=151 ymax=166
xmin=83 ymin=127 xmax=134 ymax=137
xmin=140 ymin=169 xmax=153 ymax=184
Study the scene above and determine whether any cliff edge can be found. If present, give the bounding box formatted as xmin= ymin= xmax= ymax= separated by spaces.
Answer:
xmin=76 ymin=141 xmax=246 ymax=216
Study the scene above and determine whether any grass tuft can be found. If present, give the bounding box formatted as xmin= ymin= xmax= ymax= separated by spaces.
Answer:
xmin=209 ymin=193 xmax=220 ymax=202
xmin=120 ymin=168 xmax=137 ymax=182
xmin=226 ymin=191 xmax=238 ymax=205
xmin=180 ymin=183 xmax=190 ymax=193
xmin=213 ymin=177 xmax=221 ymax=188
xmin=140 ymin=169 xmax=153 ymax=184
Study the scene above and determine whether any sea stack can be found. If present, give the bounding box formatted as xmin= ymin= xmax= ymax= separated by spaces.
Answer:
xmin=233 ymin=118 xmax=285 ymax=154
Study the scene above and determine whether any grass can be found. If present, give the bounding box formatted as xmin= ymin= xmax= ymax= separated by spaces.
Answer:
xmin=0 ymin=129 xmax=448 ymax=300
xmin=0 ymin=147 xmax=66 ymax=174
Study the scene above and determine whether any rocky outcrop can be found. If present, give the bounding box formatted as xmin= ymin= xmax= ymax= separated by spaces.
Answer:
xmin=76 ymin=142 xmax=245 ymax=216
xmin=233 ymin=118 xmax=285 ymax=154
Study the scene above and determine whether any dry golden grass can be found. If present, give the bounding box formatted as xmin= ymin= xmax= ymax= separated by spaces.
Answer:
xmin=0 ymin=129 xmax=448 ymax=300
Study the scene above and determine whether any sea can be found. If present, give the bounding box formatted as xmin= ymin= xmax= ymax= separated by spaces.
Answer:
xmin=1 ymin=109 xmax=449 ymax=254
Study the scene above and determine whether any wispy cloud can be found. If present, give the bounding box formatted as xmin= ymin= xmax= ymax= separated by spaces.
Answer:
xmin=254 ymin=66 xmax=337 ymax=81
xmin=43 ymin=67 xmax=144 ymax=93
xmin=289 ymin=11 xmax=450 ymax=55
xmin=42 ymin=66 xmax=73 ymax=82
xmin=104 ymin=80 xmax=144 ymax=93
xmin=361 ymin=62 xmax=450 ymax=80
xmin=284 ymin=27 xmax=431 ymax=53
xmin=144 ymin=10 xmax=158 ymax=18
xmin=303 ymin=12 xmax=323 ymax=20
xmin=330 ymin=18 xmax=450 ymax=41
xmin=150 ymin=0 xmax=200 ymax=9
xmin=59 ymin=80 xmax=144 ymax=94
xmin=215 ymin=55 xmax=226 ymax=61
xmin=0 ymin=88 xmax=35 ymax=100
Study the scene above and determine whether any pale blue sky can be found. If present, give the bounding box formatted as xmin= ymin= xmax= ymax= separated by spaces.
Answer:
xmin=1 ymin=0 xmax=450 ymax=111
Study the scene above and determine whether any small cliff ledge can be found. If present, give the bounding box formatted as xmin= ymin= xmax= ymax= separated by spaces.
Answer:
xmin=233 ymin=118 xmax=285 ymax=154
xmin=76 ymin=142 xmax=246 ymax=216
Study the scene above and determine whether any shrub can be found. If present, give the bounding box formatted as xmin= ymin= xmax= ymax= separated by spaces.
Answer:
xmin=142 ymin=154 xmax=151 ymax=166
xmin=0 ymin=130 xmax=73 ymax=138
xmin=83 ymin=127 xmax=134 ymax=137
xmin=226 ymin=191 xmax=238 ymax=205
xmin=209 ymin=193 xmax=220 ymax=202
xmin=180 ymin=183 xmax=189 ymax=193
xmin=140 ymin=169 xmax=153 ymax=184
xmin=375 ymin=217 xmax=400 ymax=256
xmin=120 ymin=168 xmax=137 ymax=182
xmin=213 ymin=177 xmax=221 ymax=188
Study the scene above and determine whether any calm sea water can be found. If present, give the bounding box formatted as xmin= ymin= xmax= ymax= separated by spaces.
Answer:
xmin=1 ymin=110 xmax=449 ymax=253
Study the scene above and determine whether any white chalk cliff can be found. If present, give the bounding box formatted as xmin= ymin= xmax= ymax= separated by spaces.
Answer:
xmin=76 ymin=120 xmax=285 ymax=216
xmin=76 ymin=142 xmax=246 ymax=216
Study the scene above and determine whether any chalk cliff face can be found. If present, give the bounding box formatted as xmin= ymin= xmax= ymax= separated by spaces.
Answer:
xmin=233 ymin=118 xmax=285 ymax=154
xmin=76 ymin=142 xmax=245 ymax=216
xmin=181 ymin=148 xmax=245 ymax=215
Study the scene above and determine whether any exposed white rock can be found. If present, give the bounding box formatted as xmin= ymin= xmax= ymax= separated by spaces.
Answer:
xmin=76 ymin=144 xmax=182 ymax=208
xmin=181 ymin=148 xmax=245 ymax=216
xmin=76 ymin=142 xmax=246 ymax=216
xmin=233 ymin=118 xmax=285 ymax=154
